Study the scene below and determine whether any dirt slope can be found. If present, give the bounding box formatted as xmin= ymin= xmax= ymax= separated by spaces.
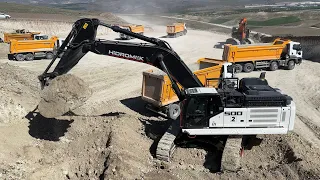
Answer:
xmin=0 ymin=15 xmax=320 ymax=180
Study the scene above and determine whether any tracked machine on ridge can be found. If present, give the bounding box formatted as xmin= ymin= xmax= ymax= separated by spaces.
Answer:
xmin=38 ymin=18 xmax=296 ymax=172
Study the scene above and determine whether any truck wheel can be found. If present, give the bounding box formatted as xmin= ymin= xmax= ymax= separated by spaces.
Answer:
xmin=269 ymin=61 xmax=278 ymax=71
xmin=46 ymin=52 xmax=54 ymax=59
xmin=167 ymin=104 xmax=180 ymax=120
xmin=234 ymin=64 xmax=243 ymax=73
xmin=243 ymin=63 xmax=254 ymax=73
xmin=286 ymin=60 xmax=295 ymax=70
xmin=15 ymin=54 xmax=25 ymax=61
xmin=25 ymin=53 xmax=34 ymax=61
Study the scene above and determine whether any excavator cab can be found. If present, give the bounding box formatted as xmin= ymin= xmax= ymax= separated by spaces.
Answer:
xmin=182 ymin=87 xmax=224 ymax=129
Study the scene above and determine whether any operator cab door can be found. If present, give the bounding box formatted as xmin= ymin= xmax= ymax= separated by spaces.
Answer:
xmin=182 ymin=95 xmax=223 ymax=129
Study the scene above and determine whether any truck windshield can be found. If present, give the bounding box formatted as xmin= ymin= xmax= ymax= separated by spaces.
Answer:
xmin=293 ymin=44 xmax=302 ymax=51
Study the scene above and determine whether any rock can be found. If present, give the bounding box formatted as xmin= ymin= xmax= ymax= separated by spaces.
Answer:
xmin=63 ymin=170 xmax=68 ymax=175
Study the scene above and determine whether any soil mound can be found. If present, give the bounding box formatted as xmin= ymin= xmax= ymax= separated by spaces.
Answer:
xmin=38 ymin=74 xmax=93 ymax=118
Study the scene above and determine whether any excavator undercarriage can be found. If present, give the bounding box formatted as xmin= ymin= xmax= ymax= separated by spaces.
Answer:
xmin=37 ymin=18 xmax=296 ymax=172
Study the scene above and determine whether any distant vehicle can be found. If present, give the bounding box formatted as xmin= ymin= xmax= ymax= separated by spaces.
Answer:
xmin=0 ymin=13 xmax=11 ymax=19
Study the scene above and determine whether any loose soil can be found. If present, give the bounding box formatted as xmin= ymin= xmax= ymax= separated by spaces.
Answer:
xmin=0 ymin=15 xmax=320 ymax=180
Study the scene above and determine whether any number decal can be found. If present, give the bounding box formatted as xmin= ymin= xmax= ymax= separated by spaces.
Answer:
xmin=231 ymin=117 xmax=236 ymax=122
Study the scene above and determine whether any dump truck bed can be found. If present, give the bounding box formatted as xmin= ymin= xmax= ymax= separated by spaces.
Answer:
xmin=4 ymin=32 xmax=41 ymax=43
xmin=167 ymin=23 xmax=185 ymax=34
xmin=224 ymin=38 xmax=291 ymax=63
xmin=129 ymin=25 xmax=144 ymax=33
xmin=141 ymin=58 xmax=226 ymax=107
xmin=9 ymin=36 xmax=58 ymax=54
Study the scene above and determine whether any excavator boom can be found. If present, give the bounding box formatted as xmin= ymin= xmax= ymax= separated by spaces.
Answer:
xmin=38 ymin=18 xmax=203 ymax=100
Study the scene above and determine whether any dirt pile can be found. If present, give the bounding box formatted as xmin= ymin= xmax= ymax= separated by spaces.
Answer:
xmin=38 ymin=74 xmax=93 ymax=118
xmin=0 ymin=63 xmax=40 ymax=123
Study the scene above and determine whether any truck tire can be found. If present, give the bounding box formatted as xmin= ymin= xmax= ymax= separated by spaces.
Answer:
xmin=234 ymin=64 xmax=243 ymax=73
xmin=167 ymin=104 xmax=180 ymax=120
xmin=15 ymin=54 xmax=25 ymax=61
xmin=286 ymin=60 xmax=295 ymax=70
xmin=25 ymin=53 xmax=34 ymax=61
xmin=243 ymin=63 xmax=254 ymax=73
xmin=46 ymin=52 xmax=54 ymax=59
xmin=269 ymin=61 xmax=278 ymax=71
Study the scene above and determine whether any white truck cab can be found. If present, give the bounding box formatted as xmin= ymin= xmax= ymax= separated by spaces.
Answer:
xmin=288 ymin=41 xmax=302 ymax=59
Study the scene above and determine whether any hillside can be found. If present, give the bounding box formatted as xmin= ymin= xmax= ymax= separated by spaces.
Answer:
xmin=0 ymin=2 xmax=126 ymax=24
xmin=0 ymin=0 xmax=313 ymax=14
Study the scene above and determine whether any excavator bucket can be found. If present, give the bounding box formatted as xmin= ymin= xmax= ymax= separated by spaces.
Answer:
xmin=38 ymin=74 xmax=93 ymax=118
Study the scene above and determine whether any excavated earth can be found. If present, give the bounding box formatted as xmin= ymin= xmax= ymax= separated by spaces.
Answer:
xmin=38 ymin=74 xmax=93 ymax=118
xmin=0 ymin=15 xmax=320 ymax=180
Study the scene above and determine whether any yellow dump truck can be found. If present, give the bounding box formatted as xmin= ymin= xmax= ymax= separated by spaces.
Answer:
xmin=223 ymin=38 xmax=303 ymax=73
xmin=3 ymin=30 xmax=48 ymax=43
xmin=119 ymin=24 xmax=144 ymax=40
xmin=8 ymin=36 xmax=64 ymax=61
xmin=166 ymin=23 xmax=187 ymax=37
xmin=141 ymin=58 xmax=235 ymax=118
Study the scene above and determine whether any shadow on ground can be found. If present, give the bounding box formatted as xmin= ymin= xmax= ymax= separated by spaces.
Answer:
xmin=120 ymin=96 xmax=163 ymax=118
xmin=25 ymin=111 xmax=73 ymax=141
xmin=138 ymin=116 xmax=229 ymax=173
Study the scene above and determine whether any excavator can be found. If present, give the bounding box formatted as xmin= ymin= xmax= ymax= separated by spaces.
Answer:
xmin=226 ymin=18 xmax=255 ymax=45
xmin=38 ymin=18 xmax=296 ymax=172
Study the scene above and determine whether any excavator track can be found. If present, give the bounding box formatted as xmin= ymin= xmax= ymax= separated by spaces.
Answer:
xmin=156 ymin=118 xmax=181 ymax=162
xmin=220 ymin=135 xmax=243 ymax=172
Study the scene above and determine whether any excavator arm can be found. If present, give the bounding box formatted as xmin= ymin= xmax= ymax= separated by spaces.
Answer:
xmin=38 ymin=18 xmax=203 ymax=100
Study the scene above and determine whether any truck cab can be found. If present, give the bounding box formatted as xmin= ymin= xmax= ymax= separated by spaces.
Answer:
xmin=273 ymin=38 xmax=302 ymax=61
xmin=285 ymin=41 xmax=302 ymax=60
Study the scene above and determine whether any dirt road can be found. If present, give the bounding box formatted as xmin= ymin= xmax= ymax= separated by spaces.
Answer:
xmin=0 ymin=15 xmax=320 ymax=179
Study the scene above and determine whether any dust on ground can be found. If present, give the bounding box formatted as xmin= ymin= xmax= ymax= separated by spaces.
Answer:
xmin=0 ymin=15 xmax=320 ymax=180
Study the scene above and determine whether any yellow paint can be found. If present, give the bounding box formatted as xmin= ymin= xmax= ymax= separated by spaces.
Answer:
xmin=223 ymin=38 xmax=292 ymax=63
xmin=3 ymin=32 xmax=41 ymax=43
xmin=9 ymin=36 xmax=59 ymax=54
xmin=83 ymin=23 xmax=88 ymax=29
xmin=166 ymin=23 xmax=186 ymax=34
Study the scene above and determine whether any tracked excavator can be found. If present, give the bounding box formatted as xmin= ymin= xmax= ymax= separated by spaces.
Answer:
xmin=38 ymin=18 xmax=296 ymax=172
xmin=226 ymin=18 xmax=255 ymax=45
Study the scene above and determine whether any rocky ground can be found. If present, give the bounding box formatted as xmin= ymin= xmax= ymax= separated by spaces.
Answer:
xmin=0 ymin=15 xmax=319 ymax=180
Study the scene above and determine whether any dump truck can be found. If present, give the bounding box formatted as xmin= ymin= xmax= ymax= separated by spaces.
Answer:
xmin=223 ymin=38 xmax=302 ymax=73
xmin=141 ymin=58 xmax=235 ymax=119
xmin=119 ymin=24 xmax=144 ymax=40
xmin=166 ymin=23 xmax=187 ymax=38
xmin=8 ymin=36 xmax=64 ymax=61
xmin=3 ymin=29 xmax=48 ymax=43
